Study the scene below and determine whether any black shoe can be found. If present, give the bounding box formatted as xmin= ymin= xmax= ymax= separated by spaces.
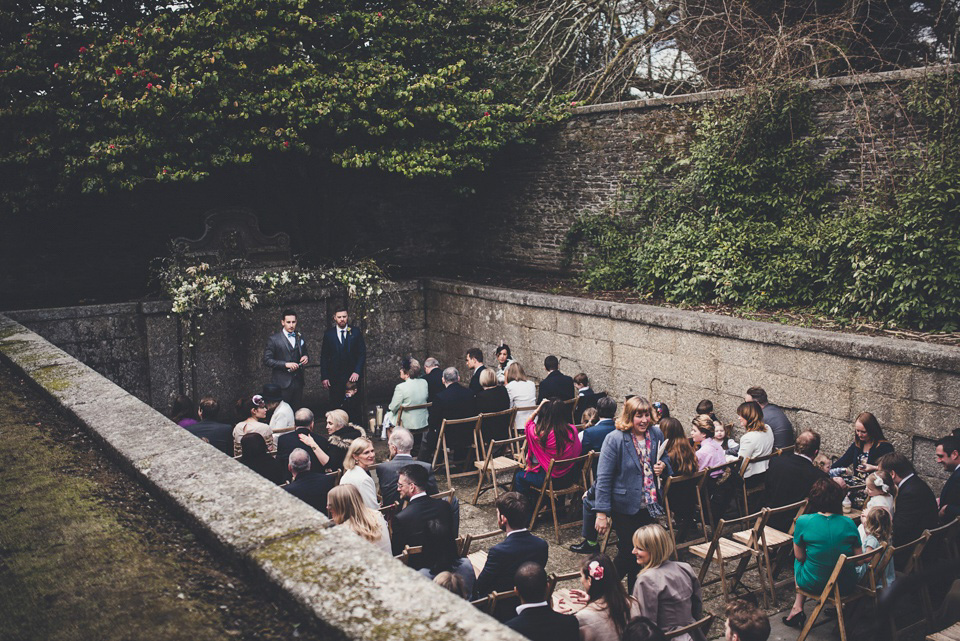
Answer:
xmin=569 ymin=539 xmax=599 ymax=554
xmin=782 ymin=611 xmax=807 ymax=629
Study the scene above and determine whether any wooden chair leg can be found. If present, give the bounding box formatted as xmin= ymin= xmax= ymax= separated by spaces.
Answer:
xmin=472 ymin=465 xmax=486 ymax=505
xmin=717 ymin=557 xmax=730 ymax=602
xmin=835 ymin=586 xmax=847 ymax=641
xmin=549 ymin=489 xmax=561 ymax=544
xmin=799 ymin=593 xmax=831 ymax=641
xmin=443 ymin=443 xmax=454 ymax=491
xmin=529 ymin=481 xmax=548 ymax=531
xmin=762 ymin=545 xmax=777 ymax=606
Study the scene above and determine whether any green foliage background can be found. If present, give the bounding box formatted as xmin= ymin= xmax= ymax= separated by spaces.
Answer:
xmin=564 ymin=74 xmax=960 ymax=331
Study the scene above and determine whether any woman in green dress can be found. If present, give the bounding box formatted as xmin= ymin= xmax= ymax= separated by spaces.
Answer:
xmin=782 ymin=478 xmax=862 ymax=627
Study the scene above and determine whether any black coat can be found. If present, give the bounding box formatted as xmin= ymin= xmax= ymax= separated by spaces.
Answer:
xmin=428 ymin=383 xmax=479 ymax=448
xmin=184 ymin=419 xmax=234 ymax=456
xmin=505 ymin=605 xmax=579 ymax=641
xmin=469 ymin=366 xmax=488 ymax=394
xmin=283 ymin=471 xmax=334 ymax=515
xmin=320 ymin=325 xmax=366 ymax=385
xmin=476 ymin=386 xmax=511 ymax=442
xmin=765 ymin=454 xmax=827 ymax=531
xmin=893 ymin=475 xmax=939 ymax=547
xmin=391 ymin=495 xmax=455 ymax=569
xmin=537 ymin=370 xmax=575 ymax=403
xmin=574 ymin=391 xmax=606 ymax=424
xmin=474 ymin=530 xmax=549 ymax=599
xmin=276 ymin=428 xmax=324 ymax=479
xmin=424 ymin=368 xmax=444 ymax=403
xmin=941 ymin=469 xmax=960 ymax=524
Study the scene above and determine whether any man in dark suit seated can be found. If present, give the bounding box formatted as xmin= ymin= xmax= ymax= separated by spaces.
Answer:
xmin=423 ymin=357 xmax=444 ymax=403
xmin=537 ymin=355 xmax=575 ymax=403
xmin=283 ymin=449 xmax=334 ymax=515
xmin=184 ymin=396 xmax=234 ymax=456
xmin=474 ymin=492 xmax=549 ymax=620
xmin=378 ymin=428 xmax=439 ymax=506
xmin=391 ymin=464 xmax=454 ymax=570
xmin=936 ymin=435 xmax=960 ymax=524
xmin=504 ymin=562 xmax=578 ymax=641
xmin=879 ymin=452 xmax=940 ymax=568
xmin=276 ymin=408 xmax=325 ymax=480
xmin=765 ymin=430 xmax=828 ymax=531
xmin=418 ymin=367 xmax=478 ymax=464
xmin=465 ymin=347 xmax=488 ymax=395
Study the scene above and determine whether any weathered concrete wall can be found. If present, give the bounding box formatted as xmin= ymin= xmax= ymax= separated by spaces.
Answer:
xmin=424 ymin=279 xmax=960 ymax=491
xmin=0 ymin=313 xmax=523 ymax=641
xmin=8 ymin=281 xmax=427 ymax=416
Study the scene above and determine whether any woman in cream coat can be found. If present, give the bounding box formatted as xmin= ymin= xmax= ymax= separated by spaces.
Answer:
xmin=382 ymin=357 xmax=429 ymax=439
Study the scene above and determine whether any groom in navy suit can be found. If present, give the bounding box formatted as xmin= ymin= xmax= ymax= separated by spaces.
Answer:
xmin=320 ymin=307 xmax=366 ymax=411
xmin=263 ymin=309 xmax=309 ymax=407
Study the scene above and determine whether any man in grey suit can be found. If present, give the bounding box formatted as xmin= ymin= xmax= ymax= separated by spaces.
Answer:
xmin=745 ymin=386 xmax=793 ymax=450
xmin=263 ymin=309 xmax=309 ymax=407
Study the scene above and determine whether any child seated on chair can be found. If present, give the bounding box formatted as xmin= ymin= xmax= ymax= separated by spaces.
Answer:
xmin=857 ymin=508 xmax=895 ymax=588
xmin=862 ymin=471 xmax=896 ymax=519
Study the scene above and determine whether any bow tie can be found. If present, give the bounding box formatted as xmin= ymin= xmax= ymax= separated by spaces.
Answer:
xmin=287 ymin=332 xmax=296 ymax=338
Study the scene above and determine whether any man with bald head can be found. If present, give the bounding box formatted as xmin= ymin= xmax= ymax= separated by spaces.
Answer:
xmin=765 ymin=430 xmax=828 ymax=530
xmin=283 ymin=448 xmax=334 ymax=515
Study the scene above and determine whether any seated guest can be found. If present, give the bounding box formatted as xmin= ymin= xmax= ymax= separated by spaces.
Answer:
xmin=659 ymin=417 xmax=699 ymax=532
xmin=494 ymin=344 xmax=515 ymax=385
xmin=567 ymin=553 xmax=640 ymax=641
xmin=581 ymin=408 xmax=599 ymax=428
xmin=417 ymin=518 xmax=475 ymax=597
xmin=765 ymin=430 xmax=828 ymax=530
xmin=338 ymin=380 xmax=363 ymax=426
xmin=283 ymin=448 xmax=334 ymax=514
xmin=505 ymin=562 xmax=579 ymax=641
xmin=574 ymin=373 xmax=594 ymax=398
xmin=830 ymin=411 xmax=894 ymax=481
xmin=744 ymin=386 xmax=793 ymax=449
xmin=233 ymin=395 xmax=274 ymax=456
xmin=782 ymin=479 xmax=862 ymax=628
xmin=538 ymin=355 xmax=575 ymax=402
xmin=434 ymin=571 xmax=469 ymax=599
xmin=506 ymin=362 xmax=538 ymax=434
xmin=695 ymin=399 xmax=718 ymax=423
xmin=861 ymin=470 xmax=896 ymax=521
xmin=277 ymin=408 xmax=326 ymax=479
xmin=262 ymin=383 xmax=294 ymax=432
xmin=569 ymin=396 xmax=619 ymax=555
xmin=377 ymin=427 xmax=439 ymax=507
xmin=622 ymin=617 xmax=667 ymax=641
xmin=736 ymin=401 xmax=774 ymax=490
xmin=299 ymin=409 xmax=361 ymax=472
xmin=716 ymin=422 xmax=739 ymax=456
xmin=391 ymin=465 xmax=455 ymax=569
xmin=476 ymin=368 xmax=512 ymax=442
xmin=630 ymin=524 xmax=705 ymax=641
xmin=813 ymin=454 xmax=831 ymax=474
xmin=238 ymin=433 xmax=284 ymax=485
xmin=514 ymin=399 xmax=582 ymax=503
xmin=326 ymin=484 xmax=391 ymax=554
xmin=935 ymin=435 xmax=960 ymax=524
xmin=878 ymin=452 xmax=939 ymax=552
xmin=466 ymin=347 xmax=489 ymax=394
xmin=418 ymin=367 xmax=478 ymax=464
xmin=340 ymin=437 xmax=379 ymax=510
xmin=691 ymin=415 xmax=726 ymax=473
xmin=724 ymin=599 xmax=771 ymax=641
xmin=185 ymin=396 xmax=234 ymax=456
xmin=474 ymin=492 xmax=549 ymax=611
xmin=169 ymin=393 xmax=198 ymax=427
xmin=423 ymin=357 xmax=444 ymax=403
xmin=857 ymin=508 xmax=895 ymax=588
xmin=574 ymin=373 xmax=606 ymax=424
xmin=383 ymin=356 xmax=429 ymax=440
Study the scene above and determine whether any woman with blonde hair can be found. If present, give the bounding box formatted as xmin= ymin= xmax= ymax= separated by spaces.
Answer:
xmin=505 ymin=361 xmax=537 ymax=434
xmin=630 ymin=524 xmax=705 ymax=641
xmin=327 ymin=484 xmax=391 ymax=554
xmin=341 ymin=437 xmax=379 ymax=510
xmin=232 ymin=395 xmax=275 ymax=456
xmin=736 ymin=401 xmax=774 ymax=484
xmin=593 ymin=396 xmax=671 ymax=590
xmin=299 ymin=408 xmax=361 ymax=472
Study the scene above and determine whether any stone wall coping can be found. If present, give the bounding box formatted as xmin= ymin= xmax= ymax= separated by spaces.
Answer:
xmin=7 ymin=301 xmax=141 ymax=322
xmin=571 ymin=64 xmax=960 ymax=116
xmin=424 ymin=279 xmax=960 ymax=373
xmin=0 ymin=312 xmax=524 ymax=641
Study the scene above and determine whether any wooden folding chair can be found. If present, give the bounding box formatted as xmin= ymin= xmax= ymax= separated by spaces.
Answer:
xmin=430 ymin=415 xmax=482 ymax=490
xmin=918 ymin=518 xmax=960 ymax=625
xmin=703 ymin=458 xmax=744 ymax=525
xmin=431 ymin=488 xmax=456 ymax=504
xmin=325 ymin=469 xmax=342 ymax=486
xmin=488 ymin=588 xmax=520 ymax=619
xmin=663 ymin=469 xmax=709 ymax=558
xmin=561 ymin=397 xmax=578 ymax=423
xmin=470 ymin=594 xmax=492 ymax=612
xmin=395 ymin=402 xmax=431 ymax=428
xmin=731 ymin=500 xmax=807 ymax=605
xmin=796 ymin=545 xmax=888 ymax=641
xmin=739 ymin=450 xmax=779 ymax=514
xmin=394 ymin=544 xmax=423 ymax=566
xmin=472 ymin=434 xmax=525 ymax=505
xmin=528 ymin=452 xmax=594 ymax=543
xmin=689 ymin=509 xmax=769 ymax=606
xmin=476 ymin=407 xmax=516 ymax=449
xmin=598 ymin=515 xmax=614 ymax=554
xmin=879 ymin=532 xmax=930 ymax=641
xmin=777 ymin=445 xmax=796 ymax=455
xmin=547 ymin=570 xmax=585 ymax=614
xmin=665 ymin=613 xmax=715 ymax=640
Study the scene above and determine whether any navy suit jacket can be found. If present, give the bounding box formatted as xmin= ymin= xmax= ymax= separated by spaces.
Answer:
xmin=276 ymin=428 xmax=324 ymax=479
xmin=424 ymin=368 xmax=444 ymax=402
xmin=580 ymin=418 xmax=617 ymax=475
xmin=505 ymin=605 xmax=579 ymax=641
xmin=283 ymin=471 xmax=334 ymax=515
xmin=320 ymin=325 xmax=366 ymax=385
xmin=473 ymin=530 xmax=549 ymax=599
xmin=391 ymin=495 xmax=454 ymax=568
xmin=376 ymin=455 xmax=439 ymax=507
xmin=893 ymin=475 xmax=939 ymax=547
xmin=184 ymin=419 xmax=233 ymax=456
xmin=537 ymin=370 xmax=575 ymax=403
xmin=940 ymin=468 xmax=960 ymax=524
xmin=766 ymin=454 xmax=827 ymax=531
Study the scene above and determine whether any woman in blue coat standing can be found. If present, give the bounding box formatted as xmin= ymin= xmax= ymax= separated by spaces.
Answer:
xmin=594 ymin=396 xmax=672 ymax=590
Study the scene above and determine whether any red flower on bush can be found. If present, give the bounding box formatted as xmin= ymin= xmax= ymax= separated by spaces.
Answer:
xmin=115 ymin=68 xmax=122 ymax=76
xmin=147 ymin=83 xmax=153 ymax=89
xmin=78 ymin=46 xmax=87 ymax=53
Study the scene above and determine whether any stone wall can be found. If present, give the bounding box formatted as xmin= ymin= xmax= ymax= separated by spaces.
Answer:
xmin=8 ymin=281 xmax=427 ymax=416
xmin=424 ymin=279 xmax=960 ymax=491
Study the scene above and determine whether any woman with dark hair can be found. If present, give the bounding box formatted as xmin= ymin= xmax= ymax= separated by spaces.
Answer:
xmin=417 ymin=519 xmax=475 ymax=597
xmin=622 ymin=617 xmax=667 ymax=641
xmin=495 ymin=344 xmax=514 ymax=385
xmin=567 ymin=553 xmax=640 ymax=641
xmin=830 ymin=411 xmax=894 ymax=478
xmin=239 ymin=433 xmax=285 ymax=485
xmin=233 ymin=395 xmax=274 ymax=456
xmin=514 ymin=398 xmax=582 ymax=502
xmin=169 ymin=394 xmax=198 ymax=427
xmin=782 ymin=478 xmax=862 ymax=627
xmin=383 ymin=356 xmax=429 ymax=439
xmin=659 ymin=418 xmax=699 ymax=532
xmin=736 ymin=401 xmax=774 ymax=483
xmin=652 ymin=401 xmax=670 ymax=423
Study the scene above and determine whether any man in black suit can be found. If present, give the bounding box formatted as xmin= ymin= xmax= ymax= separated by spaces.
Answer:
xmin=465 ymin=347 xmax=488 ymax=395
xmin=537 ymin=355 xmax=574 ymax=403
xmin=320 ymin=307 xmax=366 ymax=410
xmin=377 ymin=428 xmax=439 ymax=506
xmin=184 ymin=396 xmax=233 ymax=456
xmin=391 ymin=465 xmax=455 ymax=569
xmin=935 ymin=435 xmax=960 ymax=524
xmin=423 ymin=357 xmax=444 ymax=403
xmin=474 ymin=492 xmax=549 ymax=617
xmin=276 ymin=408 xmax=325 ymax=480
xmin=283 ymin=449 xmax=334 ymax=515
xmin=418 ymin=367 xmax=479 ymax=463
xmin=504 ymin=562 xmax=578 ymax=641
xmin=879 ymin=452 xmax=939 ymax=566
xmin=263 ymin=309 xmax=309 ymax=407
xmin=572 ymin=372 xmax=605 ymax=424
xmin=765 ymin=430 xmax=828 ymax=531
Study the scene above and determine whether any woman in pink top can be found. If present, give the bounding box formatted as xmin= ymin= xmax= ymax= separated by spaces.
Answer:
xmin=691 ymin=415 xmax=726 ymax=476
xmin=514 ymin=398 xmax=582 ymax=502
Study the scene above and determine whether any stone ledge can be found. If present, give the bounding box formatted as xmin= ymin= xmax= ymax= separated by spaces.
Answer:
xmin=7 ymin=302 xmax=140 ymax=322
xmin=424 ymin=279 xmax=960 ymax=373
xmin=0 ymin=313 xmax=524 ymax=641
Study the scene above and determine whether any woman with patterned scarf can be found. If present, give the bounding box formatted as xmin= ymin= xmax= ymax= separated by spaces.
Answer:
xmin=593 ymin=396 xmax=672 ymax=590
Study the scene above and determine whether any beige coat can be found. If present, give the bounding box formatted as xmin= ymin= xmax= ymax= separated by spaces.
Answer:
xmin=575 ymin=597 xmax=641 ymax=641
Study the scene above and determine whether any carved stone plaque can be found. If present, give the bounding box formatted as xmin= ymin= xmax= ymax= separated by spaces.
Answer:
xmin=172 ymin=208 xmax=292 ymax=268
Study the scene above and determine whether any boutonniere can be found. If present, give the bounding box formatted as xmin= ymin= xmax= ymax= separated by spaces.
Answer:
xmin=346 ymin=327 xmax=353 ymax=335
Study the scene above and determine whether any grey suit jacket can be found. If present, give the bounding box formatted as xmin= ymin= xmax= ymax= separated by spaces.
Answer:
xmin=263 ymin=331 xmax=308 ymax=389
xmin=376 ymin=454 xmax=438 ymax=507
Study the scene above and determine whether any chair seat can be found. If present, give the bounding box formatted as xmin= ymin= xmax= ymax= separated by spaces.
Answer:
xmin=690 ymin=537 xmax=753 ymax=560
xmin=733 ymin=526 xmax=792 ymax=547
xmin=474 ymin=456 xmax=522 ymax=471
xmin=928 ymin=622 xmax=960 ymax=641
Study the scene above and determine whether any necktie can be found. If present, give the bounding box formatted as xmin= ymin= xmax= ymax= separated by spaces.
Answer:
xmin=340 ymin=330 xmax=346 ymax=344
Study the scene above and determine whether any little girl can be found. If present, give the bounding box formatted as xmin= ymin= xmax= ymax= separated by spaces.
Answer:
xmin=714 ymin=422 xmax=739 ymax=456
xmin=858 ymin=508 xmax=895 ymax=587
xmin=813 ymin=454 xmax=832 ymax=475
xmin=863 ymin=470 xmax=896 ymax=518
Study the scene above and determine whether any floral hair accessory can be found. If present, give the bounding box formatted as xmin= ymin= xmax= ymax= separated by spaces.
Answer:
xmin=587 ymin=561 xmax=604 ymax=580
xmin=252 ymin=394 xmax=265 ymax=407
